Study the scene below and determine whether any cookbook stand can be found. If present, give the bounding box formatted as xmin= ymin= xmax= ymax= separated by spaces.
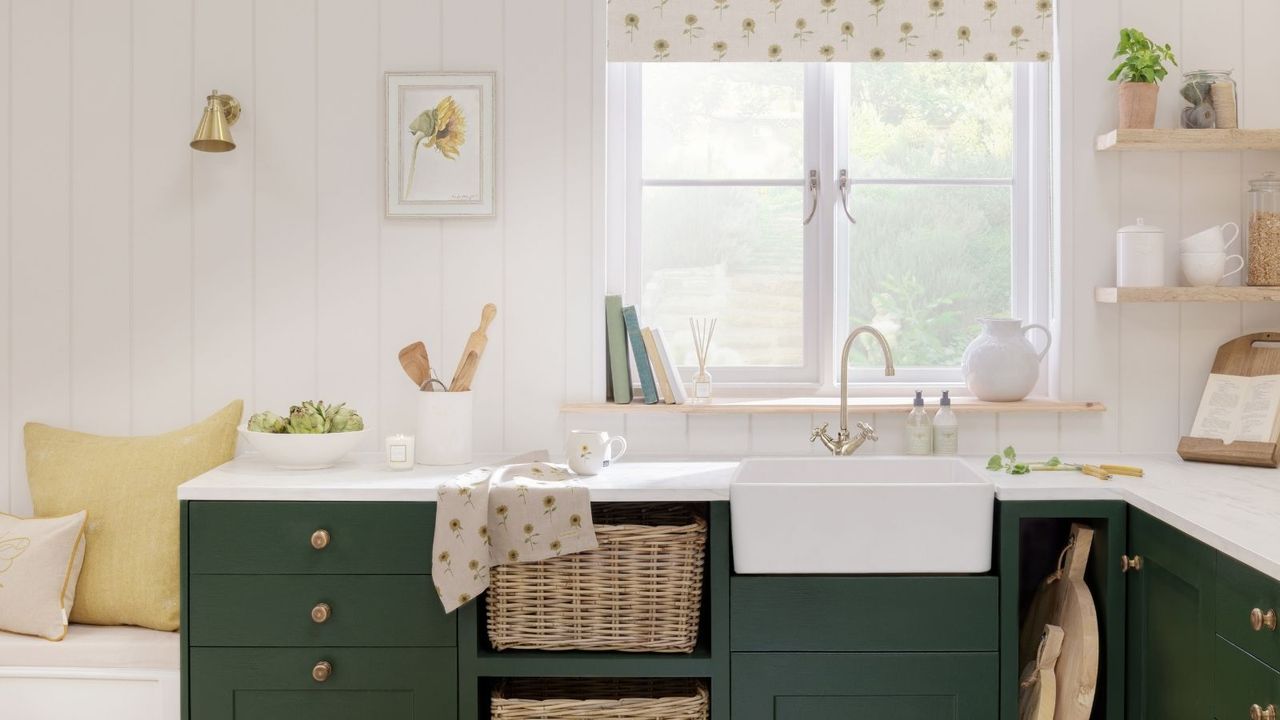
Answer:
xmin=1178 ymin=332 xmax=1280 ymax=468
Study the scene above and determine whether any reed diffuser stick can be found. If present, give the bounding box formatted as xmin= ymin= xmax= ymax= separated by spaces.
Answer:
xmin=689 ymin=317 xmax=716 ymax=403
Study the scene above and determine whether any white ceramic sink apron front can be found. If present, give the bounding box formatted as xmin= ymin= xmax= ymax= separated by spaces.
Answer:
xmin=730 ymin=456 xmax=995 ymax=574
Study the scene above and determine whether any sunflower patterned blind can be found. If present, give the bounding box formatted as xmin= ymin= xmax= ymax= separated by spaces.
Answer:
xmin=608 ymin=0 xmax=1054 ymax=62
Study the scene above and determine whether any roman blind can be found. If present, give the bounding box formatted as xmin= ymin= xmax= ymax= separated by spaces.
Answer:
xmin=608 ymin=0 xmax=1054 ymax=62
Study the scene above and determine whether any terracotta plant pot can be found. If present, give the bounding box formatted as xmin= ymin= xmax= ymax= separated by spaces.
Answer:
xmin=1118 ymin=81 xmax=1159 ymax=129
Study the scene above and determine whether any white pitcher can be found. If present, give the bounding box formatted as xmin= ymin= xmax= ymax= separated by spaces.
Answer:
xmin=960 ymin=318 xmax=1052 ymax=402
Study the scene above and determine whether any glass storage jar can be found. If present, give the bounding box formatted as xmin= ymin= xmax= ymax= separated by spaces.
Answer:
xmin=1181 ymin=70 xmax=1237 ymax=129
xmin=1248 ymin=172 xmax=1280 ymax=286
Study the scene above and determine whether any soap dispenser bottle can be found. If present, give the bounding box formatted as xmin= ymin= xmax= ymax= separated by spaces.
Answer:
xmin=933 ymin=390 xmax=958 ymax=455
xmin=906 ymin=390 xmax=933 ymax=455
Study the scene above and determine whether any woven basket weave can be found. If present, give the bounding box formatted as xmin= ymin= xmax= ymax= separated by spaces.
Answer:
xmin=487 ymin=503 xmax=707 ymax=653
xmin=491 ymin=679 xmax=710 ymax=720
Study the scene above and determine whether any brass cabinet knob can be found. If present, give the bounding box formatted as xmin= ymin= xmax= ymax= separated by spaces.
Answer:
xmin=1250 ymin=703 xmax=1276 ymax=720
xmin=311 ymin=660 xmax=332 ymax=683
xmin=1252 ymin=608 xmax=1278 ymax=632
xmin=310 ymin=529 xmax=331 ymax=550
xmin=1121 ymin=554 xmax=1143 ymax=573
xmin=311 ymin=602 xmax=332 ymax=624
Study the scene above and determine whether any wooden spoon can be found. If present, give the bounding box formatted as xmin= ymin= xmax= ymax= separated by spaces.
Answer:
xmin=450 ymin=303 xmax=496 ymax=391
xmin=398 ymin=341 xmax=433 ymax=390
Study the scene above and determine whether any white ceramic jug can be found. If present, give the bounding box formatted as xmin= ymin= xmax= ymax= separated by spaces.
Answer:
xmin=960 ymin=318 xmax=1053 ymax=402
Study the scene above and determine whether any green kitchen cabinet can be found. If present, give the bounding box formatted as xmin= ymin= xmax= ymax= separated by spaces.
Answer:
xmin=1126 ymin=507 xmax=1217 ymax=720
xmin=731 ymin=651 xmax=998 ymax=719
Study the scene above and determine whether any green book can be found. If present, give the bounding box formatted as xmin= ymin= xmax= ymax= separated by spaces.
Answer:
xmin=605 ymin=295 xmax=632 ymax=404
xmin=622 ymin=305 xmax=660 ymax=405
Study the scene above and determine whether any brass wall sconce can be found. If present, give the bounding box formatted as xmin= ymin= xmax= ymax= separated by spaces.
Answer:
xmin=190 ymin=90 xmax=241 ymax=152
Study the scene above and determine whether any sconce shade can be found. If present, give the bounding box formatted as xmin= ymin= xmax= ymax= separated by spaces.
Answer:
xmin=190 ymin=91 xmax=240 ymax=152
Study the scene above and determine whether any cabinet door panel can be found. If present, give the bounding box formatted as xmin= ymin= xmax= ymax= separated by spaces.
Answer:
xmin=1214 ymin=635 xmax=1280 ymax=720
xmin=1126 ymin=509 xmax=1216 ymax=720
xmin=233 ymin=691 xmax=413 ymax=720
xmin=732 ymin=652 xmax=997 ymax=720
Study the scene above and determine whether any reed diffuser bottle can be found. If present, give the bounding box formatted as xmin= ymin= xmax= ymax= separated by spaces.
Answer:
xmin=689 ymin=317 xmax=717 ymax=404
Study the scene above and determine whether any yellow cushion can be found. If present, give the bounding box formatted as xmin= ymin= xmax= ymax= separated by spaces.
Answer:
xmin=23 ymin=401 xmax=242 ymax=631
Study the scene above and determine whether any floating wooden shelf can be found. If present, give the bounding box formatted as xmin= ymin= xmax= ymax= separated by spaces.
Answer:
xmin=1096 ymin=128 xmax=1280 ymax=152
xmin=562 ymin=397 xmax=1104 ymax=415
xmin=1096 ymin=286 xmax=1280 ymax=303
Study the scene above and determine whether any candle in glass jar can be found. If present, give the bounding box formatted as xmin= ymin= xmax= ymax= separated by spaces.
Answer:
xmin=385 ymin=434 xmax=415 ymax=470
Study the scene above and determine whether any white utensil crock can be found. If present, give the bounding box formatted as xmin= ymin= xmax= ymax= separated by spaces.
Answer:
xmin=1116 ymin=218 xmax=1166 ymax=287
xmin=960 ymin=318 xmax=1053 ymax=402
xmin=415 ymin=391 xmax=472 ymax=465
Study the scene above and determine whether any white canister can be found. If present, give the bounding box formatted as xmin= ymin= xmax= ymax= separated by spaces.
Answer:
xmin=1116 ymin=218 xmax=1166 ymax=287
xmin=415 ymin=391 xmax=473 ymax=465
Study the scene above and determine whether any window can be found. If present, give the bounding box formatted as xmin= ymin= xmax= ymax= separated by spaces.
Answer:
xmin=608 ymin=61 xmax=1052 ymax=391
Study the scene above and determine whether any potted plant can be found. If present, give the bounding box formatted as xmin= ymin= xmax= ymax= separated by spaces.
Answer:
xmin=1108 ymin=27 xmax=1177 ymax=129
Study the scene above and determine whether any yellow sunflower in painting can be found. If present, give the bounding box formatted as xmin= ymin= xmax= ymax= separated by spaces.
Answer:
xmin=405 ymin=95 xmax=467 ymax=195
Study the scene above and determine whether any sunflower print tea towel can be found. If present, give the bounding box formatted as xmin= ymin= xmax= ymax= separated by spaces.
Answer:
xmin=432 ymin=462 xmax=597 ymax=613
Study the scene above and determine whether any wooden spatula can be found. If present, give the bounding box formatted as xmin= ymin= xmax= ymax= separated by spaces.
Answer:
xmin=450 ymin=303 xmax=496 ymax=391
xmin=398 ymin=341 xmax=433 ymax=390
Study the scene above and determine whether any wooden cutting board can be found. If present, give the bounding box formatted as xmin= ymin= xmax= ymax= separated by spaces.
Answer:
xmin=1051 ymin=524 xmax=1099 ymax=720
xmin=1019 ymin=624 xmax=1065 ymax=720
xmin=1179 ymin=332 xmax=1280 ymax=467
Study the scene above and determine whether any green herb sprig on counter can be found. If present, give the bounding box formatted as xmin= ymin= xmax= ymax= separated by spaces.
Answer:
xmin=987 ymin=446 xmax=1061 ymax=475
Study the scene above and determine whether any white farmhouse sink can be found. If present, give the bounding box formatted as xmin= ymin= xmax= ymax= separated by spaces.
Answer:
xmin=730 ymin=456 xmax=994 ymax=574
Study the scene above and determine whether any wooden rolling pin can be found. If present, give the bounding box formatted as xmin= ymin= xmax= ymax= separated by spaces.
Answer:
xmin=450 ymin=303 xmax=496 ymax=392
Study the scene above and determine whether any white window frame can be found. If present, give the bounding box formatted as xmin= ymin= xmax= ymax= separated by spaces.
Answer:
xmin=606 ymin=61 xmax=1053 ymax=397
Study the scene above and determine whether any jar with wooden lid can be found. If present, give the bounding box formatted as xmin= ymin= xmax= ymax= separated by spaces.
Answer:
xmin=1248 ymin=172 xmax=1280 ymax=286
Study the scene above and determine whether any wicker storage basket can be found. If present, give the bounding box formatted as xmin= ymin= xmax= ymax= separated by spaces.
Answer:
xmin=487 ymin=503 xmax=707 ymax=653
xmin=491 ymin=679 xmax=710 ymax=720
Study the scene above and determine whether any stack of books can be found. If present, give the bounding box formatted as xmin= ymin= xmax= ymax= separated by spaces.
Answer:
xmin=605 ymin=295 xmax=688 ymax=405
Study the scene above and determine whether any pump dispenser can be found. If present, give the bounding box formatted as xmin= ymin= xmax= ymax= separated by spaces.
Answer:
xmin=933 ymin=390 xmax=958 ymax=455
xmin=905 ymin=390 xmax=933 ymax=455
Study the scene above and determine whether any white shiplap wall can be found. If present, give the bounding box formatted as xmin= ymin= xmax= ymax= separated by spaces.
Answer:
xmin=3 ymin=0 xmax=1280 ymax=515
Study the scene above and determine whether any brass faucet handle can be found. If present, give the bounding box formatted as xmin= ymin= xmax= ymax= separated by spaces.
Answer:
xmin=855 ymin=421 xmax=878 ymax=442
xmin=810 ymin=423 xmax=831 ymax=443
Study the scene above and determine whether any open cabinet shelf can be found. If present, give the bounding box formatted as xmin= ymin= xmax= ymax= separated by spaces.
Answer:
xmin=1096 ymin=128 xmax=1280 ymax=152
xmin=1095 ymin=286 xmax=1280 ymax=303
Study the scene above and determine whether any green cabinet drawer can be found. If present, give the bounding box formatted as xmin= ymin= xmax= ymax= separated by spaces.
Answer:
xmin=189 ymin=501 xmax=432 ymax=575
xmin=188 ymin=647 xmax=455 ymax=720
xmin=188 ymin=575 xmax=453 ymax=647
xmin=1218 ymin=553 xmax=1280 ymax=672
xmin=1214 ymin=636 xmax=1280 ymax=720
xmin=731 ymin=575 xmax=997 ymax=651
xmin=732 ymin=652 xmax=997 ymax=720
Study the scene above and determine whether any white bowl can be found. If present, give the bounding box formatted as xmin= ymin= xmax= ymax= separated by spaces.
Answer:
xmin=238 ymin=425 xmax=368 ymax=469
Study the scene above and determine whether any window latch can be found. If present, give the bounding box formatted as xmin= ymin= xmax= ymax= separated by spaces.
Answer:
xmin=838 ymin=170 xmax=857 ymax=224
xmin=803 ymin=170 xmax=819 ymax=225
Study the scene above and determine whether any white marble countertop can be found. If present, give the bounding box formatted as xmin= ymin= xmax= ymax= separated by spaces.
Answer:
xmin=179 ymin=452 xmax=1280 ymax=580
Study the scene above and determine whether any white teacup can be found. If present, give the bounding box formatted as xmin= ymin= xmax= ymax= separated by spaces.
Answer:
xmin=1182 ymin=251 xmax=1244 ymax=287
xmin=565 ymin=430 xmax=628 ymax=476
xmin=1181 ymin=222 xmax=1240 ymax=253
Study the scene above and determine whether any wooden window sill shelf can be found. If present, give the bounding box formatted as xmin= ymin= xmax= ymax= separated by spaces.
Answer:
xmin=562 ymin=397 xmax=1105 ymax=415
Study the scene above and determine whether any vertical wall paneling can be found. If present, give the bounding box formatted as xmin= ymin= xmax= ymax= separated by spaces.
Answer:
xmin=0 ymin=0 xmax=11 ymax=511
xmin=440 ymin=0 xmax=504 ymax=452
xmin=9 ymin=0 xmax=71 ymax=516
xmin=378 ymin=0 xmax=443 ymax=440
xmin=192 ymin=0 xmax=255 ymax=423
xmin=502 ymin=0 xmax=568 ymax=452
xmin=317 ymin=0 xmax=380 ymax=448
xmin=70 ymin=0 xmax=131 ymax=436
xmin=563 ymin=1 xmax=597 ymax=407
xmin=1240 ymin=0 xmax=1280 ymax=333
xmin=131 ymin=0 xmax=193 ymax=434
xmin=253 ymin=0 xmax=318 ymax=417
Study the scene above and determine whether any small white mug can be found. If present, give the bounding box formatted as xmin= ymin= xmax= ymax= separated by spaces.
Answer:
xmin=1182 ymin=251 xmax=1244 ymax=287
xmin=1181 ymin=222 xmax=1240 ymax=253
xmin=565 ymin=430 xmax=628 ymax=476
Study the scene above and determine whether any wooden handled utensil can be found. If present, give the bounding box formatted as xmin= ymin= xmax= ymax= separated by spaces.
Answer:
xmin=398 ymin=341 xmax=433 ymax=390
xmin=450 ymin=303 xmax=496 ymax=392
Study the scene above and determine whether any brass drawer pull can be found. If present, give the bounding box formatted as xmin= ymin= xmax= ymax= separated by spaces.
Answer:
xmin=1252 ymin=608 xmax=1278 ymax=632
xmin=1121 ymin=554 xmax=1143 ymax=573
xmin=312 ymin=660 xmax=332 ymax=683
xmin=310 ymin=529 xmax=331 ymax=550
xmin=311 ymin=602 xmax=332 ymax=624
xmin=1251 ymin=703 xmax=1276 ymax=720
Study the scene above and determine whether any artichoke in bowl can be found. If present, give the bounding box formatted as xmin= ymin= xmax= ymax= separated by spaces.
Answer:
xmin=246 ymin=410 xmax=288 ymax=434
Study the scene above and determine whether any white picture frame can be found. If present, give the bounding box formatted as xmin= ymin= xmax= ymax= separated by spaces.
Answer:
xmin=385 ymin=71 xmax=496 ymax=218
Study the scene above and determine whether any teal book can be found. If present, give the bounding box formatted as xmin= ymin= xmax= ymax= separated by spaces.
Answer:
xmin=622 ymin=305 xmax=659 ymax=405
xmin=605 ymin=295 xmax=632 ymax=404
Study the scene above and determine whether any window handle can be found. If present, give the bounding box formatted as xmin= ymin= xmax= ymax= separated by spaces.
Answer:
xmin=838 ymin=170 xmax=857 ymax=224
xmin=803 ymin=170 xmax=819 ymax=225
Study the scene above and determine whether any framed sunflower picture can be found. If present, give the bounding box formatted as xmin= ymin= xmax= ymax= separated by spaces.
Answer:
xmin=385 ymin=72 xmax=496 ymax=217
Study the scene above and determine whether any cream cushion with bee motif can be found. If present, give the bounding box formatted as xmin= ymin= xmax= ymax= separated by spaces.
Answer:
xmin=0 ymin=510 xmax=87 ymax=640
xmin=24 ymin=400 xmax=242 ymax=632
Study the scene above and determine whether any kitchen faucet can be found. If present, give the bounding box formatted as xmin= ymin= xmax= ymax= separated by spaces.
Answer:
xmin=811 ymin=325 xmax=896 ymax=455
